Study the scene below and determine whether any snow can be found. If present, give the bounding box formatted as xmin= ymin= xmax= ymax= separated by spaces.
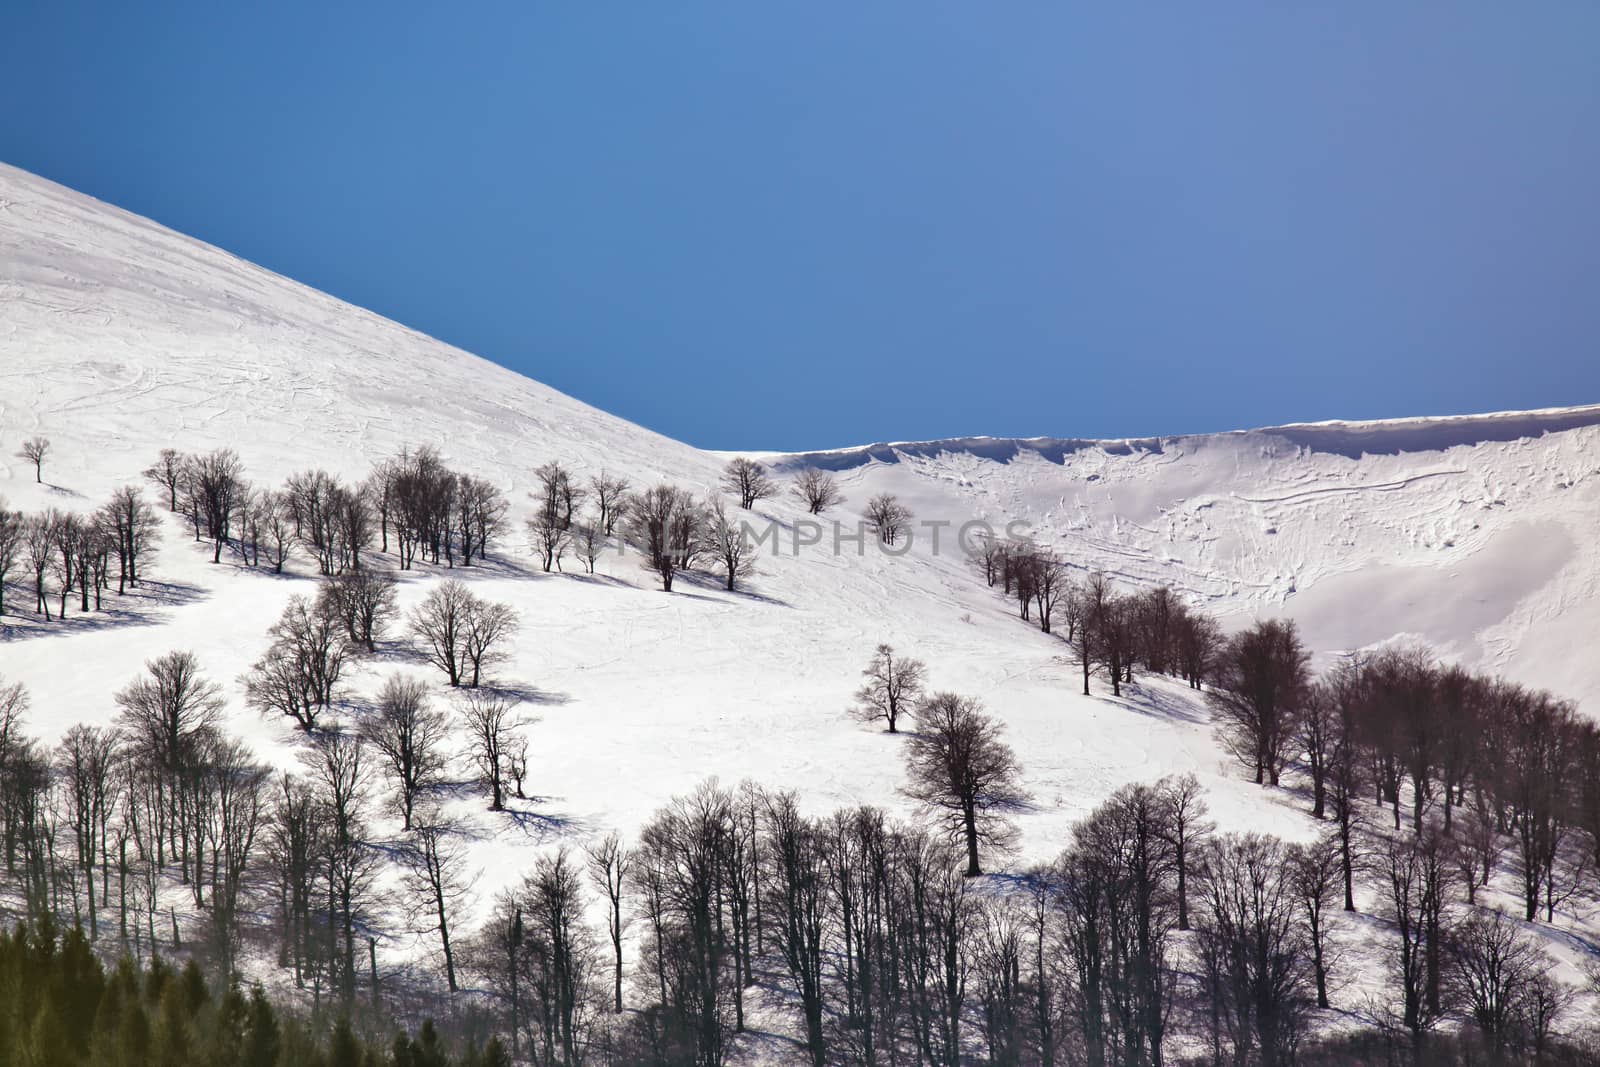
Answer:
xmin=3 ymin=160 xmax=1600 ymax=1047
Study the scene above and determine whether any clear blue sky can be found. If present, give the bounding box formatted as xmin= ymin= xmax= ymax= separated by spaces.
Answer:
xmin=4 ymin=3 xmax=1597 ymax=450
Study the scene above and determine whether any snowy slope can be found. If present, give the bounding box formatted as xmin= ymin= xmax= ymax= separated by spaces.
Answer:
xmin=3 ymin=161 xmax=1600 ymax=1039
xmin=763 ymin=405 xmax=1600 ymax=707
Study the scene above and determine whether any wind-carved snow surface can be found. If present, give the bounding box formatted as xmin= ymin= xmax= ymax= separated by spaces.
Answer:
xmin=766 ymin=407 xmax=1600 ymax=706
xmin=4 ymin=161 xmax=1600 ymax=1047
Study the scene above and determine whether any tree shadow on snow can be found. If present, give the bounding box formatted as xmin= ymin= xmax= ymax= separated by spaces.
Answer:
xmin=503 ymin=801 xmax=594 ymax=843
xmin=479 ymin=681 xmax=572 ymax=707
xmin=670 ymin=568 xmax=793 ymax=608
xmin=1110 ymin=683 xmax=1208 ymax=725
xmin=0 ymin=579 xmax=209 ymax=643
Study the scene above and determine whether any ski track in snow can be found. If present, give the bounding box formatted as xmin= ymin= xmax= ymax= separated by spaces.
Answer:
xmin=3 ymin=161 xmax=1600 ymax=1049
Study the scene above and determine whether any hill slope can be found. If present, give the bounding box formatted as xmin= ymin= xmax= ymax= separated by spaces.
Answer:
xmin=3 ymin=161 xmax=1600 ymax=1043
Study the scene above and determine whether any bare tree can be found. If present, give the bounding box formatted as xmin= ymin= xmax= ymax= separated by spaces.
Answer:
xmin=721 ymin=457 xmax=776 ymax=510
xmin=308 ymin=727 xmax=377 ymax=1003
xmin=528 ymin=465 xmax=573 ymax=572
xmin=903 ymin=692 xmax=1028 ymax=876
xmin=1455 ymin=793 xmax=1502 ymax=906
xmin=243 ymin=595 xmax=349 ymax=731
xmin=0 ymin=503 xmax=21 ymax=616
xmin=861 ymin=493 xmax=912 ymax=546
xmin=193 ymin=448 xmax=246 ymax=563
xmin=24 ymin=511 xmax=57 ymax=619
xmin=849 ymin=643 xmax=926 ymax=734
xmin=455 ymin=474 xmax=509 ymax=565
xmin=1208 ymin=619 xmax=1310 ymax=787
xmin=401 ymin=811 xmax=473 ymax=992
xmin=410 ymin=579 xmax=474 ymax=686
xmin=99 ymin=486 xmax=161 ymax=594
xmin=1193 ymin=833 xmax=1313 ymax=1066
xmin=625 ymin=484 xmax=697 ymax=592
xmin=362 ymin=675 xmax=449 ymax=830
xmin=1028 ymin=550 xmax=1071 ymax=635
xmin=705 ymin=496 xmax=757 ymax=591
xmin=1381 ymin=831 xmax=1451 ymax=1040
xmin=17 ymin=436 xmax=50 ymax=483
xmin=463 ymin=595 xmax=518 ymax=688
xmin=791 ymin=468 xmax=845 ymax=515
xmin=1160 ymin=772 xmax=1213 ymax=931
xmin=143 ymin=448 xmax=187 ymax=511
xmin=200 ymin=732 xmax=269 ymax=976
xmin=586 ymin=831 xmax=632 ymax=1013
xmin=1448 ymin=909 xmax=1549 ymax=1053
xmin=1290 ymin=834 xmax=1343 ymax=1009
xmin=589 ymin=472 xmax=631 ymax=537
xmin=573 ymin=520 xmax=606 ymax=574
xmin=1174 ymin=610 xmax=1223 ymax=690
xmin=253 ymin=490 xmax=295 ymax=573
xmin=463 ymin=691 xmax=525 ymax=811
xmin=318 ymin=568 xmax=398 ymax=653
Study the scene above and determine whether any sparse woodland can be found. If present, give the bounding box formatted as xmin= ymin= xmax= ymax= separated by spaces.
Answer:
xmin=4 ymin=446 xmax=1600 ymax=1066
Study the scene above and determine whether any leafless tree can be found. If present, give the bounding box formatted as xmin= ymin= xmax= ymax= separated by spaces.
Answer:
xmin=463 ymin=690 xmax=525 ymax=811
xmin=362 ymin=675 xmax=449 ymax=829
xmin=520 ymin=847 xmax=600 ymax=1065
xmin=17 ymin=436 xmax=50 ymax=483
xmin=99 ymin=486 xmax=160 ymax=593
xmin=705 ymin=496 xmax=757 ymax=591
xmin=1455 ymin=793 xmax=1502 ymax=906
xmin=1381 ymin=831 xmax=1451 ymax=1040
xmin=143 ymin=448 xmax=187 ymax=511
xmin=318 ymin=567 xmax=398 ymax=652
xmin=971 ymin=531 xmax=1005 ymax=588
xmin=764 ymin=790 xmax=829 ymax=1064
xmin=1029 ymin=550 xmax=1071 ymax=635
xmin=193 ymin=448 xmax=247 ymax=563
xmin=506 ymin=733 xmax=529 ymax=799
xmin=1290 ymin=833 xmax=1343 ymax=1009
xmin=625 ymin=484 xmax=697 ymax=592
xmin=332 ymin=482 xmax=375 ymax=571
xmin=389 ymin=446 xmax=457 ymax=569
xmin=253 ymin=490 xmax=295 ymax=573
xmin=1160 ymin=772 xmax=1213 ymax=931
xmin=589 ymin=472 xmax=631 ymax=537
xmin=1054 ymin=782 xmax=1180 ymax=1066
xmin=455 ymin=474 xmax=508 ymax=565
xmin=586 ymin=830 xmax=632 ymax=1013
xmin=24 ymin=511 xmax=57 ymax=619
xmin=200 ymin=732 xmax=269 ymax=975
xmin=0 ymin=503 xmax=22 ymax=615
xmin=1446 ymin=909 xmax=1545 ymax=1052
xmin=401 ymin=811 xmax=474 ymax=991
xmin=243 ymin=595 xmax=349 ymax=731
xmin=308 ymin=727 xmax=377 ymax=1003
xmin=410 ymin=578 xmax=475 ymax=686
xmin=903 ymin=692 xmax=1028 ymax=875
xmin=791 ymin=468 xmax=845 ymax=515
xmin=1209 ymin=619 xmax=1310 ymax=787
xmin=463 ymin=594 xmax=518 ymax=688
xmin=528 ymin=465 xmax=574 ymax=572
xmin=721 ymin=457 xmax=776 ymax=510
xmin=573 ymin=520 xmax=606 ymax=574
xmin=1172 ymin=612 xmax=1221 ymax=692
xmin=267 ymin=773 xmax=327 ymax=989
xmin=1193 ymin=833 xmax=1313 ymax=1066
xmin=863 ymin=493 xmax=912 ymax=545
xmin=57 ymin=723 xmax=119 ymax=941
xmin=849 ymin=642 xmax=925 ymax=734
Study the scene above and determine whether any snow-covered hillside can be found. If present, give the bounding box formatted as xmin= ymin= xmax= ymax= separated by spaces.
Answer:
xmin=3 ymin=160 xmax=1599 ymax=1043
xmin=762 ymin=409 xmax=1600 ymax=708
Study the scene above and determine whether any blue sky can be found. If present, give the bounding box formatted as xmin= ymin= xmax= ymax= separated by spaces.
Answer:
xmin=3 ymin=3 xmax=1597 ymax=450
